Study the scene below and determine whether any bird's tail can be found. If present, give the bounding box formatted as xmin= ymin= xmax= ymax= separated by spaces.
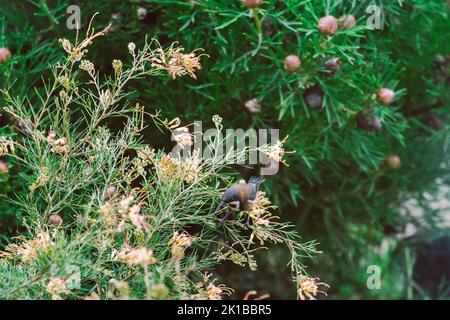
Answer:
xmin=248 ymin=176 xmax=265 ymax=192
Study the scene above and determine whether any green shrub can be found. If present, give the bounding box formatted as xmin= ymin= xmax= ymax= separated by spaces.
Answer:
xmin=0 ymin=25 xmax=319 ymax=299
xmin=0 ymin=0 xmax=449 ymax=299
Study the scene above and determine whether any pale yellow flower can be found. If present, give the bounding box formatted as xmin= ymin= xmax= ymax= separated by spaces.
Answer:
xmin=1 ymin=231 xmax=54 ymax=263
xmin=114 ymin=246 xmax=156 ymax=267
xmin=169 ymin=231 xmax=193 ymax=247
xmin=138 ymin=146 xmax=155 ymax=161
xmin=244 ymin=98 xmax=262 ymax=114
xmin=109 ymin=278 xmax=130 ymax=299
xmin=99 ymin=89 xmax=114 ymax=109
xmin=206 ymin=280 xmax=234 ymax=300
xmin=152 ymin=46 xmax=203 ymax=79
xmin=128 ymin=42 xmax=136 ymax=54
xmin=260 ymin=136 xmax=290 ymax=166
xmin=127 ymin=204 xmax=150 ymax=231
xmin=169 ymin=231 xmax=194 ymax=262
xmin=59 ymin=39 xmax=72 ymax=53
xmin=29 ymin=167 xmax=50 ymax=192
xmin=173 ymin=127 xmax=193 ymax=147
xmin=112 ymin=59 xmax=123 ymax=76
xmin=118 ymin=194 xmax=134 ymax=213
xmin=79 ymin=59 xmax=95 ymax=75
xmin=58 ymin=20 xmax=109 ymax=61
xmin=98 ymin=203 xmax=116 ymax=226
xmin=247 ymin=192 xmax=282 ymax=245
xmin=46 ymin=130 xmax=57 ymax=143
xmin=298 ymin=275 xmax=329 ymax=300
xmin=166 ymin=117 xmax=181 ymax=129
xmin=46 ymin=277 xmax=70 ymax=300
xmin=46 ymin=131 xmax=70 ymax=154
xmin=0 ymin=137 xmax=14 ymax=156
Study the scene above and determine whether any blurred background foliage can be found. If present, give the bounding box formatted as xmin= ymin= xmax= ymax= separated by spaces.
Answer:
xmin=0 ymin=0 xmax=449 ymax=299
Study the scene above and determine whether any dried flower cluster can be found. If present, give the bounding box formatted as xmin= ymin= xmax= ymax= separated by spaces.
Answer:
xmin=157 ymin=152 xmax=202 ymax=184
xmin=193 ymin=274 xmax=234 ymax=300
xmin=0 ymin=232 xmax=54 ymax=263
xmin=297 ymin=275 xmax=329 ymax=300
xmin=46 ymin=131 xmax=70 ymax=154
xmin=0 ymin=136 xmax=14 ymax=156
xmin=172 ymin=127 xmax=194 ymax=147
xmin=247 ymin=191 xmax=282 ymax=245
xmin=46 ymin=277 xmax=70 ymax=300
xmin=29 ymin=167 xmax=50 ymax=192
xmin=79 ymin=59 xmax=95 ymax=75
xmin=113 ymin=245 xmax=156 ymax=267
xmin=260 ymin=136 xmax=290 ymax=166
xmin=99 ymin=193 xmax=150 ymax=231
xmin=151 ymin=45 xmax=204 ymax=79
xmin=169 ymin=231 xmax=194 ymax=264
xmin=59 ymin=14 xmax=110 ymax=62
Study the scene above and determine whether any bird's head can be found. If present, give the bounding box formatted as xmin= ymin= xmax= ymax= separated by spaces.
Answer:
xmin=218 ymin=188 xmax=241 ymax=210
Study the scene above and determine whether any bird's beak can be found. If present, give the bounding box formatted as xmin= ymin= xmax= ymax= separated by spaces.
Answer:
xmin=215 ymin=201 xmax=225 ymax=213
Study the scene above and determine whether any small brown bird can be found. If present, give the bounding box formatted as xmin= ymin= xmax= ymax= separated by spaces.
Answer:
xmin=216 ymin=176 xmax=265 ymax=223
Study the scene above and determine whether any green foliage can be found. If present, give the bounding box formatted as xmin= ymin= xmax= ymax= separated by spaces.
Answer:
xmin=0 ymin=27 xmax=318 ymax=299
xmin=0 ymin=0 xmax=449 ymax=299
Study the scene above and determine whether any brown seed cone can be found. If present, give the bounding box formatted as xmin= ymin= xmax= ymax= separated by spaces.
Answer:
xmin=356 ymin=111 xmax=382 ymax=131
xmin=303 ymin=86 xmax=324 ymax=109
xmin=322 ymin=57 xmax=340 ymax=75
xmin=422 ymin=114 xmax=443 ymax=131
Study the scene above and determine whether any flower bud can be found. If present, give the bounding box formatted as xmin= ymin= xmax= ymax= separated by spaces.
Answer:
xmin=340 ymin=15 xmax=356 ymax=29
xmin=48 ymin=214 xmax=63 ymax=228
xmin=0 ymin=47 xmax=11 ymax=63
xmin=318 ymin=15 xmax=338 ymax=35
xmin=0 ymin=160 xmax=8 ymax=173
xmin=149 ymin=284 xmax=169 ymax=300
xmin=241 ymin=0 xmax=263 ymax=8
xmin=386 ymin=155 xmax=401 ymax=170
xmin=171 ymin=243 xmax=185 ymax=262
xmin=284 ymin=55 xmax=301 ymax=73
xmin=377 ymin=88 xmax=395 ymax=105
